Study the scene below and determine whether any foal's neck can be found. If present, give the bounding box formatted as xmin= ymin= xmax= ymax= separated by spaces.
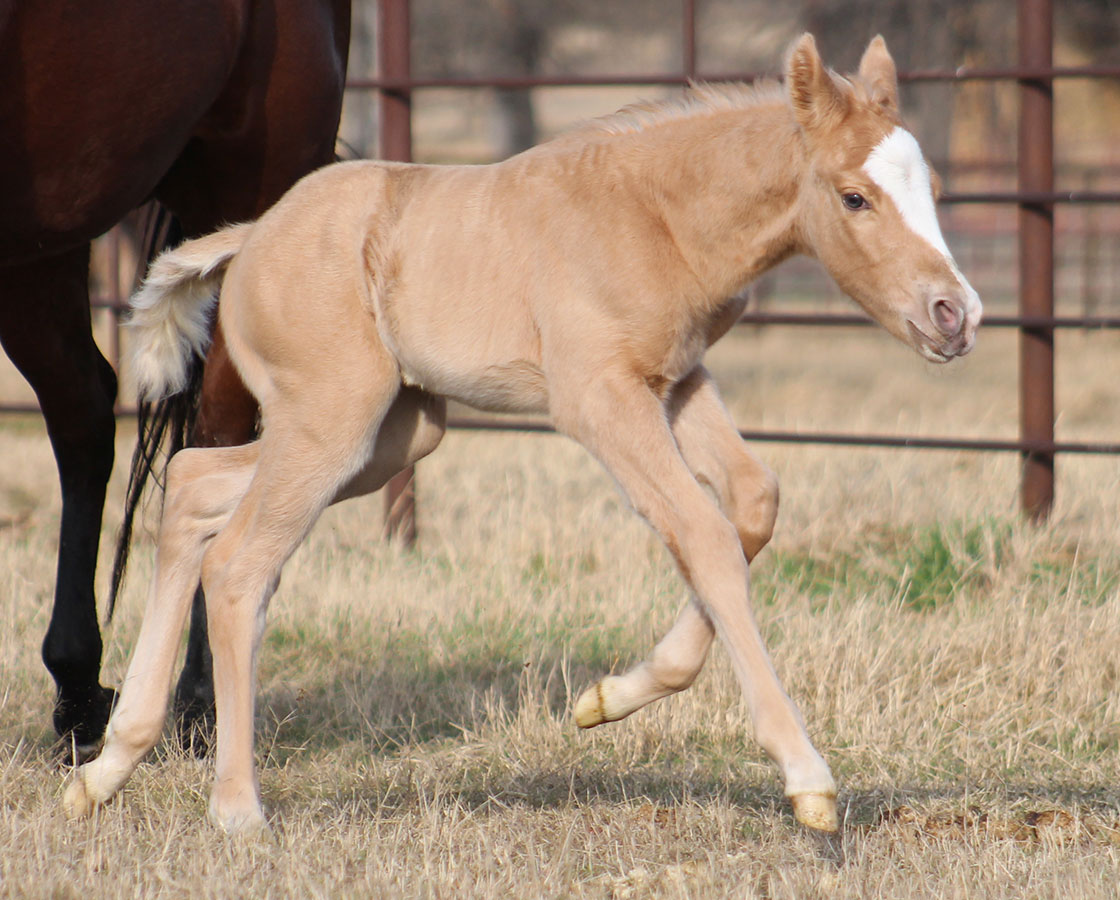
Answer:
xmin=625 ymin=99 xmax=806 ymax=303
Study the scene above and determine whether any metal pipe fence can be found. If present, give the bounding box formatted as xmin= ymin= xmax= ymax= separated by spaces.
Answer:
xmin=369 ymin=0 xmax=1119 ymax=537
xmin=3 ymin=0 xmax=1116 ymax=535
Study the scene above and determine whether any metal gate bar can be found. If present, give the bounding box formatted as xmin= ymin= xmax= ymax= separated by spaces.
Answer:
xmin=377 ymin=0 xmax=417 ymax=544
xmin=360 ymin=0 xmax=1110 ymax=538
xmin=444 ymin=415 xmax=1120 ymax=457
xmin=1018 ymin=0 xmax=1055 ymax=519
xmin=4 ymin=0 xmax=1115 ymax=538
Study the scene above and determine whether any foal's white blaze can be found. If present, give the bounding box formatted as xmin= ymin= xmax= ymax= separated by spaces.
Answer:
xmin=862 ymin=127 xmax=950 ymax=258
xmin=863 ymin=126 xmax=982 ymax=321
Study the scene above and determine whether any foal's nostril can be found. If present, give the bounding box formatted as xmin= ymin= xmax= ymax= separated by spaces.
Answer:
xmin=930 ymin=298 xmax=963 ymax=337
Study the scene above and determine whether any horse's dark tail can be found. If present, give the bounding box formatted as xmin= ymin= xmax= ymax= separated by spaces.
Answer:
xmin=106 ymin=207 xmax=193 ymax=621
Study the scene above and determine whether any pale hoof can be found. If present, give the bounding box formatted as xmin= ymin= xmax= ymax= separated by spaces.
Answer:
xmin=63 ymin=773 xmax=96 ymax=819
xmin=209 ymin=808 xmax=270 ymax=836
xmin=573 ymin=682 xmax=607 ymax=729
xmin=790 ymin=791 xmax=839 ymax=832
xmin=208 ymin=795 xmax=269 ymax=836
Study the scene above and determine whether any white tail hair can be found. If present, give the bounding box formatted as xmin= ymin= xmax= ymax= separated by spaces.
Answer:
xmin=127 ymin=223 xmax=253 ymax=401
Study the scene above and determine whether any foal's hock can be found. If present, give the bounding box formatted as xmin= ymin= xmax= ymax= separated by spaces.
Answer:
xmin=65 ymin=33 xmax=980 ymax=835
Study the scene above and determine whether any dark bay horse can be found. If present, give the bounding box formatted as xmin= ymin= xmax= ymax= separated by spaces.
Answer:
xmin=0 ymin=0 xmax=349 ymax=756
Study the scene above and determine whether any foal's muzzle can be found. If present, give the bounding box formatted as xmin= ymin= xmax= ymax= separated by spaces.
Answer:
xmin=908 ymin=291 xmax=981 ymax=362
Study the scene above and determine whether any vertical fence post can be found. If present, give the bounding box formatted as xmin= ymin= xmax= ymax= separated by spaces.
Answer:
xmin=378 ymin=0 xmax=418 ymax=545
xmin=682 ymin=0 xmax=697 ymax=81
xmin=1018 ymin=0 xmax=1055 ymax=520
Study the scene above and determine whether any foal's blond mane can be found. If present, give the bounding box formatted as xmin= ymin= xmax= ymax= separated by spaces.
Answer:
xmin=567 ymin=79 xmax=788 ymax=139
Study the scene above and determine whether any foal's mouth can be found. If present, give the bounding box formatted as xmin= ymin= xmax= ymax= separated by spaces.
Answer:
xmin=905 ymin=319 xmax=966 ymax=363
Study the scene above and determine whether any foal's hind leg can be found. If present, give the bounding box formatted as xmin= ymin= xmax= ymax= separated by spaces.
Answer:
xmin=556 ymin=368 xmax=836 ymax=831
xmin=200 ymin=373 xmax=401 ymax=833
xmin=173 ymin=328 xmax=261 ymax=754
xmin=335 ymin=387 xmax=447 ymax=504
xmin=574 ymin=367 xmax=778 ymax=727
xmin=64 ymin=445 xmax=258 ymax=816
xmin=64 ymin=384 xmax=437 ymax=824
xmin=160 ymin=0 xmax=348 ymax=744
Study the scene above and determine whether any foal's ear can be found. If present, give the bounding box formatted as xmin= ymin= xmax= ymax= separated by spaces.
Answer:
xmin=786 ymin=33 xmax=850 ymax=137
xmin=858 ymin=35 xmax=899 ymax=114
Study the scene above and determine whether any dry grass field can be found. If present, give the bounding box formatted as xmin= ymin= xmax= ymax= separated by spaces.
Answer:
xmin=1 ymin=326 xmax=1119 ymax=898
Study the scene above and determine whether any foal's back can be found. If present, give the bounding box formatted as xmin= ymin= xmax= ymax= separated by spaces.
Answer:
xmin=225 ymin=109 xmax=746 ymax=418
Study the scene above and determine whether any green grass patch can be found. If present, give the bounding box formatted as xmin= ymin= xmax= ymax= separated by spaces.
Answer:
xmin=758 ymin=518 xmax=1016 ymax=611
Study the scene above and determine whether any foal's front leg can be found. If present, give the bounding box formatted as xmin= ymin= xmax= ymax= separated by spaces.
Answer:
xmin=558 ymin=370 xmax=837 ymax=831
xmin=574 ymin=367 xmax=778 ymax=727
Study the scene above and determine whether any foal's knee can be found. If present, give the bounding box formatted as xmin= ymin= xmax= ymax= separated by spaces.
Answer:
xmin=648 ymin=646 xmax=705 ymax=693
xmin=160 ymin=452 xmax=218 ymax=545
xmin=727 ymin=458 xmax=779 ymax=561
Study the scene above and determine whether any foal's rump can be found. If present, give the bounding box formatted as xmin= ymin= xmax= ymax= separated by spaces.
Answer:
xmin=126 ymin=162 xmax=394 ymax=409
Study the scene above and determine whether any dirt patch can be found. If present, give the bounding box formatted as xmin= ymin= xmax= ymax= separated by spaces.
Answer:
xmin=866 ymin=805 xmax=1120 ymax=847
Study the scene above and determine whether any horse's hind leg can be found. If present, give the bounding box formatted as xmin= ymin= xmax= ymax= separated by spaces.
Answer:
xmin=574 ymin=367 xmax=779 ymax=728
xmin=157 ymin=0 xmax=348 ymax=746
xmin=66 ymin=377 xmax=424 ymax=826
xmin=0 ymin=247 xmax=118 ymax=756
xmin=64 ymin=445 xmax=258 ymax=816
xmin=172 ymin=381 xmax=444 ymax=759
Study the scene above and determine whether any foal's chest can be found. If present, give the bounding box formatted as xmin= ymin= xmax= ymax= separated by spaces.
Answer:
xmin=639 ymin=291 xmax=751 ymax=395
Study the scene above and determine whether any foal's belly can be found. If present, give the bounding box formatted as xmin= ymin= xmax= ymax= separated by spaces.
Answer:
xmin=398 ymin=354 xmax=550 ymax=415
xmin=441 ymin=360 xmax=550 ymax=414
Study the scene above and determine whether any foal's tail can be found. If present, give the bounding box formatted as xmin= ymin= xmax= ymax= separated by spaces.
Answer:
xmin=127 ymin=222 xmax=252 ymax=402
xmin=108 ymin=221 xmax=252 ymax=621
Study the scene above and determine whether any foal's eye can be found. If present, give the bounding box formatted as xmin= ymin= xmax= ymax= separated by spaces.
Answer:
xmin=842 ymin=192 xmax=869 ymax=211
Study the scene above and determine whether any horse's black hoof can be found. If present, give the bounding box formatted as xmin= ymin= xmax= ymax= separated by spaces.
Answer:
xmin=52 ymin=685 xmax=118 ymax=766
xmin=173 ymin=686 xmax=216 ymax=757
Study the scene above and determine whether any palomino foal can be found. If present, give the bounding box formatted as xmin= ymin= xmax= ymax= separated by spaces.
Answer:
xmin=66 ymin=34 xmax=980 ymax=834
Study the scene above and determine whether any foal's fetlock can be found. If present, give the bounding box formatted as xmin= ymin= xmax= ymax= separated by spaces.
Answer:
xmin=783 ymin=758 xmax=839 ymax=832
xmin=573 ymin=679 xmax=608 ymax=728
xmin=62 ymin=771 xmax=97 ymax=819
xmin=62 ymin=754 xmax=128 ymax=819
xmin=63 ymin=709 xmax=166 ymax=818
